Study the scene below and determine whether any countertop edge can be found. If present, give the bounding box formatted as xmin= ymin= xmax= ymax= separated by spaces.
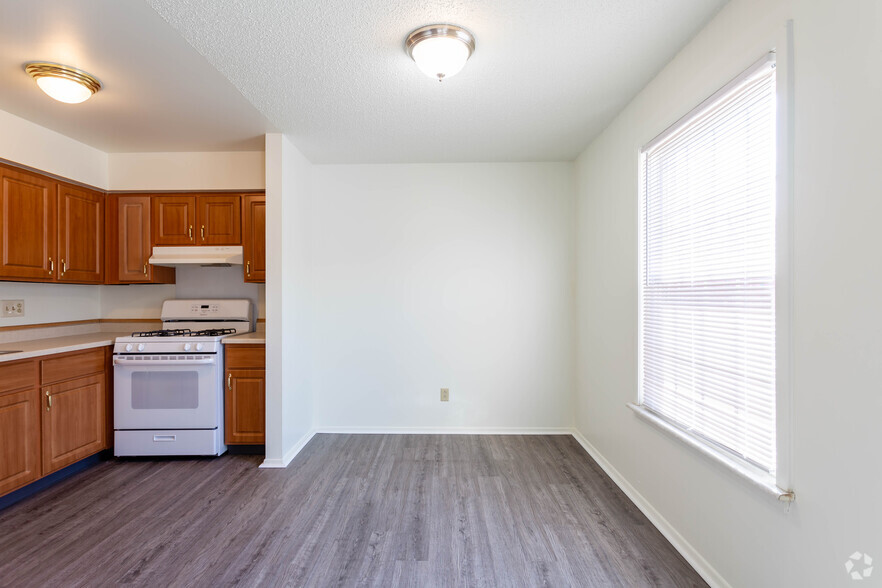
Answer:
xmin=0 ymin=335 xmax=123 ymax=363
xmin=222 ymin=335 xmax=266 ymax=344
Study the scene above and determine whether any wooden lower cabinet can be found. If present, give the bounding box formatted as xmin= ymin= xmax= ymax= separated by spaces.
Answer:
xmin=0 ymin=387 xmax=41 ymax=497
xmin=0 ymin=347 xmax=110 ymax=499
xmin=225 ymin=344 xmax=265 ymax=445
xmin=42 ymin=373 xmax=106 ymax=476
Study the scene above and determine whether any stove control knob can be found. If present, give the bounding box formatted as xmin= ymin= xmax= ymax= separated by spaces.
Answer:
xmin=196 ymin=343 xmax=204 ymax=351
xmin=125 ymin=343 xmax=133 ymax=352
xmin=184 ymin=343 xmax=192 ymax=351
xmin=137 ymin=343 xmax=145 ymax=352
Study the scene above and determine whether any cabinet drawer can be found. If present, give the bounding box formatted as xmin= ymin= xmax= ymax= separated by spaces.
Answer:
xmin=0 ymin=360 xmax=37 ymax=395
xmin=225 ymin=344 xmax=265 ymax=369
xmin=41 ymin=348 xmax=106 ymax=385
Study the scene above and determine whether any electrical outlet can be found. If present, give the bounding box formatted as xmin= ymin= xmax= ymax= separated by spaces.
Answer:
xmin=1 ymin=300 xmax=24 ymax=318
xmin=440 ymin=388 xmax=449 ymax=402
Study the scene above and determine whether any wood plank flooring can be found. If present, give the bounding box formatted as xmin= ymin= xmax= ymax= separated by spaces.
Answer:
xmin=0 ymin=434 xmax=706 ymax=587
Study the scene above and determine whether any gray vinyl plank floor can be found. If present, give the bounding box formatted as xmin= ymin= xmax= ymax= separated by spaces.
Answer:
xmin=0 ymin=434 xmax=706 ymax=587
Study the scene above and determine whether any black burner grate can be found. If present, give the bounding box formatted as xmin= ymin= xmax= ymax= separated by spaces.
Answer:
xmin=191 ymin=328 xmax=237 ymax=337
xmin=130 ymin=328 xmax=237 ymax=338
xmin=132 ymin=329 xmax=193 ymax=337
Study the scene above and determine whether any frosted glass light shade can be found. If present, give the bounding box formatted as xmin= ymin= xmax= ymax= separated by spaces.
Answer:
xmin=25 ymin=62 xmax=102 ymax=104
xmin=36 ymin=76 xmax=94 ymax=104
xmin=406 ymin=25 xmax=475 ymax=82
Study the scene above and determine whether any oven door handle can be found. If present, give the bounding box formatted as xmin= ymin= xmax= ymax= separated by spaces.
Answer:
xmin=113 ymin=358 xmax=217 ymax=366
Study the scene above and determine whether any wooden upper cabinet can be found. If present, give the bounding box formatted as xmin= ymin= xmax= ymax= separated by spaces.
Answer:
xmin=0 ymin=166 xmax=56 ymax=281
xmin=243 ymin=195 xmax=266 ymax=283
xmin=153 ymin=195 xmax=196 ymax=245
xmin=153 ymin=194 xmax=241 ymax=246
xmin=198 ymin=195 xmax=241 ymax=245
xmin=57 ymin=184 xmax=104 ymax=283
xmin=105 ymin=195 xmax=175 ymax=285
xmin=117 ymin=196 xmax=152 ymax=282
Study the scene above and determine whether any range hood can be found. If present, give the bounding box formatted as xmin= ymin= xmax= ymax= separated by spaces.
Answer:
xmin=148 ymin=246 xmax=244 ymax=267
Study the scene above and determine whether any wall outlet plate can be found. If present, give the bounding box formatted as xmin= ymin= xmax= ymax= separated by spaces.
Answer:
xmin=440 ymin=388 xmax=449 ymax=402
xmin=1 ymin=300 xmax=24 ymax=318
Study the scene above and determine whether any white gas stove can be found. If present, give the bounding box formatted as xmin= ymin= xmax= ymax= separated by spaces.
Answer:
xmin=113 ymin=299 xmax=252 ymax=457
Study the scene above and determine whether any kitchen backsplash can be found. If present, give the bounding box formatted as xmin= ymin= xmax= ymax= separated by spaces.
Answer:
xmin=1 ymin=265 xmax=265 ymax=330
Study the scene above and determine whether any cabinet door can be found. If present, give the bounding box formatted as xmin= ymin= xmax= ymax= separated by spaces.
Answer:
xmin=0 ymin=166 xmax=56 ymax=281
xmin=0 ymin=389 xmax=41 ymax=497
xmin=153 ymin=195 xmax=196 ymax=245
xmin=57 ymin=184 xmax=104 ymax=283
xmin=225 ymin=369 xmax=265 ymax=444
xmin=198 ymin=195 xmax=241 ymax=245
xmin=117 ymin=196 xmax=152 ymax=282
xmin=243 ymin=195 xmax=266 ymax=283
xmin=42 ymin=374 xmax=106 ymax=475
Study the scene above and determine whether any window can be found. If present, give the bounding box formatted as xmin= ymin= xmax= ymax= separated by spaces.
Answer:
xmin=638 ymin=55 xmax=778 ymax=477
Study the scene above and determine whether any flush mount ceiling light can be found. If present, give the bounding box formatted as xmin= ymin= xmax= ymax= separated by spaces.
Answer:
xmin=405 ymin=24 xmax=475 ymax=82
xmin=25 ymin=62 xmax=102 ymax=104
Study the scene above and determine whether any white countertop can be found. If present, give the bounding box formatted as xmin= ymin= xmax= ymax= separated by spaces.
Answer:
xmin=0 ymin=332 xmax=128 ymax=363
xmin=223 ymin=332 xmax=266 ymax=344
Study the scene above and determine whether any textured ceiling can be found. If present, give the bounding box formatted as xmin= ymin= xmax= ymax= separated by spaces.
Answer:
xmin=0 ymin=0 xmax=274 ymax=152
xmin=146 ymin=0 xmax=727 ymax=163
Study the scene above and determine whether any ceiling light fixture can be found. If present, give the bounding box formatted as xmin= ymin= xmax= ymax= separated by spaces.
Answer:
xmin=25 ymin=62 xmax=102 ymax=104
xmin=405 ymin=24 xmax=475 ymax=82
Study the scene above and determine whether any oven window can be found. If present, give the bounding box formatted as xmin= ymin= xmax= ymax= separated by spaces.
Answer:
xmin=131 ymin=371 xmax=200 ymax=409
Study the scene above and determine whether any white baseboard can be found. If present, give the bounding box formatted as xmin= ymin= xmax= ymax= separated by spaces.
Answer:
xmin=570 ymin=430 xmax=730 ymax=588
xmin=313 ymin=426 xmax=573 ymax=435
xmin=259 ymin=429 xmax=316 ymax=469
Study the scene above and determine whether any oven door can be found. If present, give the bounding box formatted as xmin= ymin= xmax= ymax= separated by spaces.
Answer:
xmin=113 ymin=356 xmax=220 ymax=430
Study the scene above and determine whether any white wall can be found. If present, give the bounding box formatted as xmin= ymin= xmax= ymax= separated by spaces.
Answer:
xmin=264 ymin=133 xmax=313 ymax=466
xmin=0 ymin=109 xmax=108 ymax=189
xmin=0 ymin=109 xmax=108 ymax=327
xmin=310 ymin=163 xmax=576 ymax=431
xmin=574 ymin=0 xmax=882 ymax=586
xmin=100 ymin=266 xmax=263 ymax=323
xmin=0 ymin=282 xmax=101 ymax=327
xmin=107 ymin=151 xmax=265 ymax=191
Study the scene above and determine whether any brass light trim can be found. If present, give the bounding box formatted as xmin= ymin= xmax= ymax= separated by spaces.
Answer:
xmin=405 ymin=24 xmax=476 ymax=60
xmin=24 ymin=62 xmax=102 ymax=96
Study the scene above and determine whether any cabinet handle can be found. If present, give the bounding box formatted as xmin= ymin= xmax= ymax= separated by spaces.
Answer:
xmin=227 ymin=373 xmax=232 ymax=390
xmin=143 ymin=263 xmax=148 ymax=276
xmin=46 ymin=390 xmax=51 ymax=411
xmin=201 ymin=225 xmax=205 ymax=241
xmin=188 ymin=225 xmax=193 ymax=240
xmin=48 ymin=257 xmax=54 ymax=275
xmin=246 ymin=261 xmax=251 ymax=276
xmin=61 ymin=259 xmax=67 ymax=277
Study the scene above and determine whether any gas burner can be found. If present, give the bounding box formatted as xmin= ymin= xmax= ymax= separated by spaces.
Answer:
xmin=190 ymin=328 xmax=237 ymax=337
xmin=132 ymin=328 xmax=193 ymax=337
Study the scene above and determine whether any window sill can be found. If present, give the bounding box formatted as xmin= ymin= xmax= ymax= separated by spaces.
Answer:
xmin=627 ymin=403 xmax=795 ymax=502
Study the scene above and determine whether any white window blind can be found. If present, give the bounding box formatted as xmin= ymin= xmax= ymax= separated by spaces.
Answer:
xmin=640 ymin=55 xmax=777 ymax=474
